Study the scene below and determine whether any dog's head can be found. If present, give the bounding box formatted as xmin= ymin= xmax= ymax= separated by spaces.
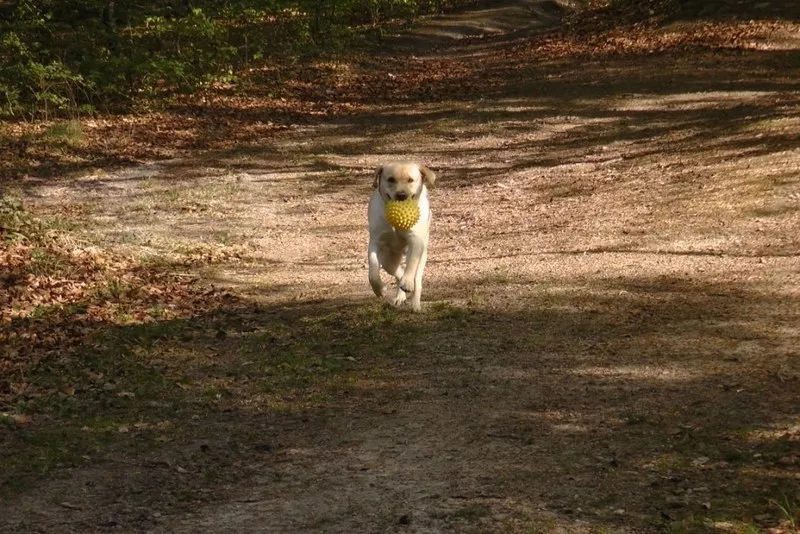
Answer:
xmin=373 ymin=163 xmax=436 ymax=202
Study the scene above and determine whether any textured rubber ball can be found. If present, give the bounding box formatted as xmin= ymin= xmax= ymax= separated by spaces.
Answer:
xmin=384 ymin=199 xmax=420 ymax=230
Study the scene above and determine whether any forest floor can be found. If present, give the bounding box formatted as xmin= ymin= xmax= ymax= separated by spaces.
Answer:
xmin=1 ymin=1 xmax=799 ymax=532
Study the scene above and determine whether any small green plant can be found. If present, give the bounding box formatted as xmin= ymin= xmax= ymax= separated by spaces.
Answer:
xmin=491 ymin=268 xmax=513 ymax=284
xmin=44 ymin=120 xmax=83 ymax=145
xmin=0 ymin=196 xmax=45 ymax=242
xmin=213 ymin=231 xmax=234 ymax=245
xmin=29 ymin=247 xmax=69 ymax=275
xmin=0 ymin=1 xmax=478 ymax=118
xmin=770 ymin=494 xmax=799 ymax=530
xmin=29 ymin=304 xmax=62 ymax=319
xmin=448 ymin=505 xmax=491 ymax=522
xmin=107 ymin=279 xmax=125 ymax=300
xmin=624 ymin=412 xmax=648 ymax=425
xmin=204 ymin=468 xmax=221 ymax=482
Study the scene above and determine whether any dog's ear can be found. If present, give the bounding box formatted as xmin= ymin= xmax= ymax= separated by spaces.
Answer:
xmin=419 ymin=165 xmax=436 ymax=187
xmin=372 ymin=166 xmax=383 ymax=189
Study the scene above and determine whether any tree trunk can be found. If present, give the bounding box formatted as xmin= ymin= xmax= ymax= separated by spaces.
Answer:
xmin=102 ymin=0 xmax=116 ymax=33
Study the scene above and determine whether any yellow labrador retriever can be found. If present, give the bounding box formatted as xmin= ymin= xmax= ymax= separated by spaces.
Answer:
xmin=368 ymin=162 xmax=436 ymax=312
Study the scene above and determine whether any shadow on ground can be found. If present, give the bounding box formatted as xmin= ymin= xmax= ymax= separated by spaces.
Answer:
xmin=3 ymin=2 xmax=799 ymax=532
xmin=7 ymin=0 xmax=800 ymax=188
xmin=2 ymin=272 xmax=798 ymax=532
xmin=32 ymin=39 xmax=799 ymax=205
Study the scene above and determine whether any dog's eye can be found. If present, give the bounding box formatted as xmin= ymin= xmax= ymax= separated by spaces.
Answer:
xmin=407 ymin=178 xmax=414 ymax=183
xmin=387 ymin=177 xmax=396 ymax=183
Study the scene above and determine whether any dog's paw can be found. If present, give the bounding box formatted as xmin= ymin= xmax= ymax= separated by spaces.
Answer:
xmin=370 ymin=279 xmax=386 ymax=298
xmin=398 ymin=276 xmax=415 ymax=294
xmin=392 ymin=290 xmax=407 ymax=307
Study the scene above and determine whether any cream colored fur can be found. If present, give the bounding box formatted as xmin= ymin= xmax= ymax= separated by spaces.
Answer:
xmin=367 ymin=162 xmax=436 ymax=312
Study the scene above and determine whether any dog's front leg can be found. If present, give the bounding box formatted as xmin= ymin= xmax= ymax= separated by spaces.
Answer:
xmin=398 ymin=234 xmax=424 ymax=296
xmin=367 ymin=241 xmax=384 ymax=297
xmin=408 ymin=246 xmax=428 ymax=312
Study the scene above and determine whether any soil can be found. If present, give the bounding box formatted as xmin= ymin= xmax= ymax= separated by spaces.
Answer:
xmin=2 ymin=1 xmax=799 ymax=533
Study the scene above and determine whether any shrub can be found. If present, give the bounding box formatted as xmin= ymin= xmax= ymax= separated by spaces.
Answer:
xmin=0 ymin=0 xmax=478 ymax=118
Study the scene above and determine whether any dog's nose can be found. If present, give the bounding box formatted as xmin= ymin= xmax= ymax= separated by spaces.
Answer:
xmin=394 ymin=192 xmax=408 ymax=201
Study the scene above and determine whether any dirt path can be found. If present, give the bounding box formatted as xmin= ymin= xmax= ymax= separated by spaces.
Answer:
xmin=3 ymin=2 xmax=800 ymax=533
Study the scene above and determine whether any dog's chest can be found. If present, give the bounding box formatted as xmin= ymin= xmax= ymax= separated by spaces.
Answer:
xmin=377 ymin=228 xmax=409 ymax=252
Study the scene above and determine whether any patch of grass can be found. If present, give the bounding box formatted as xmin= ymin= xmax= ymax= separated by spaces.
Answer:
xmin=427 ymin=116 xmax=468 ymax=136
xmin=40 ymin=214 xmax=79 ymax=233
xmin=307 ymin=157 xmax=342 ymax=171
xmin=96 ymin=278 xmax=126 ymax=300
xmin=137 ymin=254 xmax=172 ymax=270
xmin=0 ymin=424 xmax=113 ymax=495
xmin=113 ymin=310 xmax=136 ymax=323
xmin=665 ymin=516 xmax=714 ymax=533
xmin=157 ymin=189 xmax=181 ymax=203
xmin=740 ymin=116 xmax=800 ymax=134
xmin=467 ymin=288 xmax=488 ymax=307
xmin=490 ymin=267 xmax=514 ymax=284
xmin=43 ymin=120 xmax=83 ymax=146
xmin=105 ymin=320 xmax=193 ymax=351
xmin=204 ymin=468 xmax=222 ymax=482
xmin=3 ymin=302 xmax=378 ymax=496
xmin=0 ymin=413 xmax=25 ymax=428
xmin=770 ymin=494 xmax=800 ymax=531
xmin=28 ymin=303 xmax=62 ymax=319
xmin=243 ymin=334 xmax=354 ymax=392
xmin=201 ymin=385 xmax=233 ymax=403
xmin=749 ymin=205 xmax=799 ymax=218
xmin=649 ymin=452 xmax=692 ymax=471
xmin=28 ymin=302 xmax=88 ymax=319
xmin=520 ymin=520 xmax=555 ymax=534
xmin=149 ymin=305 xmax=167 ymax=319
xmin=668 ymin=518 xmax=764 ymax=534
xmin=109 ymin=229 xmax=143 ymax=245
xmin=140 ymin=177 xmax=158 ymax=190
xmin=427 ymin=301 xmax=472 ymax=322
xmin=29 ymin=247 xmax=71 ymax=276
xmin=448 ymin=505 xmax=492 ymax=522
xmin=623 ymin=412 xmax=649 ymax=425
xmin=220 ymin=182 xmax=248 ymax=195
xmin=481 ymin=118 xmax=509 ymax=134
xmin=2 ymin=325 xmax=198 ymax=494
xmin=1 ymin=196 xmax=47 ymax=243
xmin=211 ymin=230 xmax=237 ymax=245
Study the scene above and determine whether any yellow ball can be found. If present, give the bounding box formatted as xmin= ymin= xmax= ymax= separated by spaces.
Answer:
xmin=385 ymin=199 xmax=420 ymax=230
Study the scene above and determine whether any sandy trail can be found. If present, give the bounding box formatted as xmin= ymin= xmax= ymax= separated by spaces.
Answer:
xmin=5 ymin=2 xmax=800 ymax=533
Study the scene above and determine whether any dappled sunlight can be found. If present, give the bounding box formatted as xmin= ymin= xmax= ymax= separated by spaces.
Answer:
xmin=522 ymin=410 xmax=595 ymax=434
xmin=613 ymin=89 xmax=781 ymax=112
xmin=747 ymin=424 xmax=800 ymax=446
xmin=4 ymin=254 xmax=799 ymax=531
xmin=568 ymin=365 xmax=697 ymax=382
xmin=4 ymin=1 xmax=800 ymax=532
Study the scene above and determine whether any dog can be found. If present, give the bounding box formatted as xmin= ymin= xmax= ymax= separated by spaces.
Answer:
xmin=368 ymin=162 xmax=436 ymax=312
